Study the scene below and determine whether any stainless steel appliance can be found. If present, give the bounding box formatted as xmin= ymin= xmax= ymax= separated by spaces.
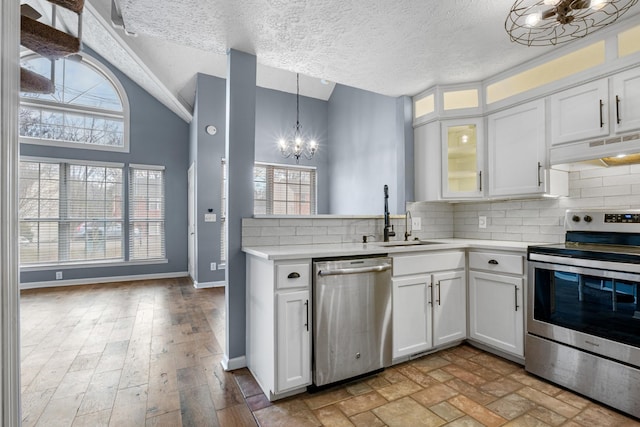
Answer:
xmin=527 ymin=209 xmax=640 ymax=418
xmin=313 ymin=257 xmax=392 ymax=387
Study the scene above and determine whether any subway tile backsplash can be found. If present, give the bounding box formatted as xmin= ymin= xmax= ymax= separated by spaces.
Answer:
xmin=242 ymin=164 xmax=640 ymax=247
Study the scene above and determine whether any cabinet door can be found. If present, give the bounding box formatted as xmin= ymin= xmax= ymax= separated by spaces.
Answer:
xmin=392 ymin=275 xmax=432 ymax=358
xmin=441 ymin=118 xmax=484 ymax=199
xmin=612 ymin=67 xmax=640 ymax=134
xmin=432 ymin=270 xmax=466 ymax=347
xmin=488 ymin=100 xmax=546 ymax=197
xmin=276 ymin=290 xmax=311 ymax=392
xmin=414 ymin=121 xmax=442 ymax=201
xmin=469 ymin=271 xmax=524 ymax=357
xmin=550 ymin=79 xmax=609 ymax=145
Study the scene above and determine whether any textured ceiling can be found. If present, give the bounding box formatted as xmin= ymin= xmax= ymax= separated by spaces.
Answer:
xmin=50 ymin=0 xmax=640 ymax=120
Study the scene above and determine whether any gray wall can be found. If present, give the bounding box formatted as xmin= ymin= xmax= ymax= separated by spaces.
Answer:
xmin=327 ymin=84 xmax=413 ymax=215
xmin=20 ymin=48 xmax=190 ymax=283
xmin=189 ymin=73 xmax=227 ymax=284
xmin=255 ymin=87 xmax=329 ymax=213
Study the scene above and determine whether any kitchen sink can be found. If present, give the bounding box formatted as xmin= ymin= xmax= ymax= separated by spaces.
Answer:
xmin=372 ymin=240 xmax=440 ymax=247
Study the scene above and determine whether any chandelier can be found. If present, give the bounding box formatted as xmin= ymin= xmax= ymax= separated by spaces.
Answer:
xmin=278 ymin=73 xmax=317 ymax=164
xmin=505 ymin=0 xmax=638 ymax=46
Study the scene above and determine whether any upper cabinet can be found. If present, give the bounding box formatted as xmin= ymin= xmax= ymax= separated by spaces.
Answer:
xmin=612 ymin=67 xmax=640 ymax=134
xmin=550 ymin=80 xmax=609 ymax=146
xmin=488 ymin=100 xmax=546 ymax=197
xmin=551 ymin=67 xmax=640 ymax=146
xmin=441 ymin=118 xmax=484 ymax=199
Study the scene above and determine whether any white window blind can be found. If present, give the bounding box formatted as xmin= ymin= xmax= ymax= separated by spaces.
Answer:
xmin=19 ymin=160 xmax=124 ymax=265
xmin=129 ymin=166 xmax=165 ymax=260
xmin=254 ymin=163 xmax=316 ymax=215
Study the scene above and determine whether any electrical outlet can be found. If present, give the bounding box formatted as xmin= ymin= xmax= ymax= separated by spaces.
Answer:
xmin=218 ymin=263 xmax=226 ymax=270
xmin=411 ymin=217 xmax=422 ymax=231
xmin=55 ymin=271 xmax=63 ymax=280
xmin=210 ymin=262 xmax=216 ymax=271
xmin=204 ymin=213 xmax=217 ymax=222
xmin=479 ymin=216 xmax=487 ymax=229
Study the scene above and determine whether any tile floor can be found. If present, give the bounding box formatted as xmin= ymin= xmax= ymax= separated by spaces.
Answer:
xmin=235 ymin=344 xmax=640 ymax=427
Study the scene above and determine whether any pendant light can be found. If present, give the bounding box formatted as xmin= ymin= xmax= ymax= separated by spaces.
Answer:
xmin=278 ymin=73 xmax=317 ymax=164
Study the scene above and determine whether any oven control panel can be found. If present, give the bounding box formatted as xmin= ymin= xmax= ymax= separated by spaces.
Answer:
xmin=605 ymin=213 xmax=640 ymax=223
xmin=566 ymin=209 xmax=640 ymax=232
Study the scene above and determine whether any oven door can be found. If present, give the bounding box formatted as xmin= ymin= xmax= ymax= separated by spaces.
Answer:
xmin=528 ymin=260 xmax=640 ymax=367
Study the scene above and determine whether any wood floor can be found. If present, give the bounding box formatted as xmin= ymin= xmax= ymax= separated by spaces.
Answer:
xmin=20 ymin=279 xmax=640 ymax=427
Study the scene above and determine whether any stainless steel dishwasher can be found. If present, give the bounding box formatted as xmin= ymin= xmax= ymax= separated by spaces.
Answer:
xmin=313 ymin=257 xmax=392 ymax=387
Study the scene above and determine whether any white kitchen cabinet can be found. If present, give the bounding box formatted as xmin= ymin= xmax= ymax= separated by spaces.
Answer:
xmin=432 ymin=270 xmax=466 ymax=347
xmin=612 ymin=67 xmax=640 ymax=134
xmin=392 ymin=275 xmax=432 ymax=358
xmin=246 ymin=256 xmax=312 ymax=400
xmin=488 ymin=100 xmax=546 ymax=197
xmin=468 ymin=251 xmax=525 ymax=358
xmin=276 ymin=290 xmax=311 ymax=392
xmin=550 ymin=79 xmax=609 ymax=146
xmin=391 ymin=251 xmax=465 ymax=359
xmin=441 ymin=118 xmax=484 ymax=199
xmin=414 ymin=121 xmax=442 ymax=201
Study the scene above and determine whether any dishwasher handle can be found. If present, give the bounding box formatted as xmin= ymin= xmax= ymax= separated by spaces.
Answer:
xmin=317 ymin=263 xmax=391 ymax=276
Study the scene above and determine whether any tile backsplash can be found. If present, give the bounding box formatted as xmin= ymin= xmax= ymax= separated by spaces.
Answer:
xmin=242 ymin=164 xmax=640 ymax=247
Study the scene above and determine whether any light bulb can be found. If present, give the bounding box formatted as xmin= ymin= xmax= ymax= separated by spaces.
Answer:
xmin=278 ymin=139 xmax=287 ymax=150
xmin=309 ymin=140 xmax=317 ymax=151
xmin=525 ymin=12 xmax=542 ymax=27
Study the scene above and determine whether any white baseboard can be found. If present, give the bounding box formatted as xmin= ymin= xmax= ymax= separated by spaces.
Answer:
xmin=193 ymin=280 xmax=226 ymax=289
xmin=20 ymin=271 xmax=189 ymax=290
xmin=221 ymin=354 xmax=247 ymax=371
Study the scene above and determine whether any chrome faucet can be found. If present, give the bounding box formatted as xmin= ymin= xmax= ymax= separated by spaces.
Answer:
xmin=383 ymin=185 xmax=395 ymax=242
xmin=404 ymin=210 xmax=412 ymax=241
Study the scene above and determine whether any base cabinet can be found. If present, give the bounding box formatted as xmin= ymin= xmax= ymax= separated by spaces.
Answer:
xmin=469 ymin=270 xmax=524 ymax=357
xmin=391 ymin=251 xmax=466 ymax=359
xmin=247 ymin=256 xmax=312 ymax=400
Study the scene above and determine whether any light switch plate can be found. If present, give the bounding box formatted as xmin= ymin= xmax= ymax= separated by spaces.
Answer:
xmin=479 ymin=216 xmax=487 ymax=229
xmin=210 ymin=262 xmax=216 ymax=271
xmin=411 ymin=217 xmax=422 ymax=230
xmin=204 ymin=213 xmax=216 ymax=222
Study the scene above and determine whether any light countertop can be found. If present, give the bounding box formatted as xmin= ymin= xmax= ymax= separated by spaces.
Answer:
xmin=242 ymin=238 xmax=545 ymax=261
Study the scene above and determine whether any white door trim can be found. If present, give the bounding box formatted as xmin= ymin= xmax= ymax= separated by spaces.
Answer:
xmin=1 ymin=0 xmax=22 ymax=425
xmin=187 ymin=163 xmax=196 ymax=281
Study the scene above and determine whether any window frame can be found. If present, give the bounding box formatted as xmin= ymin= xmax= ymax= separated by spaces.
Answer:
xmin=18 ymin=52 xmax=131 ymax=153
xmin=128 ymin=164 xmax=166 ymax=262
xmin=254 ymin=162 xmax=317 ymax=216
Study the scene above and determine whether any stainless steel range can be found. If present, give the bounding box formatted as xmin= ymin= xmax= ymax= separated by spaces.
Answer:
xmin=527 ymin=209 xmax=640 ymax=418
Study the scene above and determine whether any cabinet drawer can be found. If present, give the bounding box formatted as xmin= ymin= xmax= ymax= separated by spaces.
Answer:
xmin=393 ymin=252 xmax=465 ymax=276
xmin=276 ymin=262 xmax=311 ymax=289
xmin=469 ymin=252 xmax=523 ymax=275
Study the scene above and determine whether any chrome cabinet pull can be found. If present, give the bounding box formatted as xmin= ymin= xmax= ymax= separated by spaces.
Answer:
xmin=537 ymin=162 xmax=542 ymax=187
xmin=599 ymin=99 xmax=604 ymax=128
xmin=479 ymin=171 xmax=482 ymax=192
xmin=437 ymin=281 xmax=441 ymax=306
xmin=488 ymin=259 xmax=499 ymax=265
xmin=428 ymin=283 xmax=433 ymax=306
xmin=287 ymin=272 xmax=301 ymax=279
xmin=304 ymin=300 xmax=309 ymax=331
xmin=616 ymin=95 xmax=621 ymax=124
xmin=514 ymin=286 xmax=519 ymax=312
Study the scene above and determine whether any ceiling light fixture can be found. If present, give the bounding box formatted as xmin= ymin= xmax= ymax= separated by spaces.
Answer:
xmin=278 ymin=73 xmax=317 ymax=164
xmin=505 ymin=0 xmax=638 ymax=46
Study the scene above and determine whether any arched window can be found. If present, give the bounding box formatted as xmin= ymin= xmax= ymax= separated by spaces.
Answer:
xmin=19 ymin=53 xmax=130 ymax=152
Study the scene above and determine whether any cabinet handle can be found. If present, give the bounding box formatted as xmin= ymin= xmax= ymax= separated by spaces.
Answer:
xmin=287 ymin=272 xmax=300 ymax=279
xmin=537 ymin=162 xmax=542 ymax=187
xmin=599 ymin=99 xmax=604 ymax=128
xmin=514 ymin=286 xmax=519 ymax=312
xmin=437 ymin=281 xmax=441 ymax=306
xmin=428 ymin=283 xmax=433 ymax=305
xmin=304 ymin=300 xmax=309 ymax=331
xmin=479 ymin=171 xmax=482 ymax=192
xmin=616 ymin=95 xmax=621 ymax=124
xmin=488 ymin=259 xmax=499 ymax=265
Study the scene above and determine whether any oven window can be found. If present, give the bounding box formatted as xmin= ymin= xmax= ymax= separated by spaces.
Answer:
xmin=534 ymin=268 xmax=640 ymax=347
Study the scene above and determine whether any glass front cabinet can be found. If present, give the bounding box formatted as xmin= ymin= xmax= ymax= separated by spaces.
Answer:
xmin=441 ymin=118 xmax=484 ymax=199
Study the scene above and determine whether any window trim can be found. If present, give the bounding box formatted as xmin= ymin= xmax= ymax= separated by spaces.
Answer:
xmin=19 ymin=52 xmax=131 ymax=153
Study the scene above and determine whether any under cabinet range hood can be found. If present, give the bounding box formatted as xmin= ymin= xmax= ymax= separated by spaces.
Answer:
xmin=550 ymin=131 xmax=640 ymax=165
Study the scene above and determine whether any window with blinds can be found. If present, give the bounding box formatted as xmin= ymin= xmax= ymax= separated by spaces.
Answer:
xmin=254 ymin=163 xmax=316 ymax=215
xmin=19 ymin=160 xmax=124 ymax=265
xmin=129 ymin=165 xmax=165 ymax=260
